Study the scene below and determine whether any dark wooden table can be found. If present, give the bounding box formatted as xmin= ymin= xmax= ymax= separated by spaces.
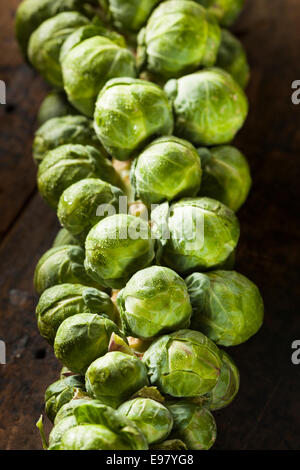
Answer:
xmin=0 ymin=0 xmax=299 ymax=450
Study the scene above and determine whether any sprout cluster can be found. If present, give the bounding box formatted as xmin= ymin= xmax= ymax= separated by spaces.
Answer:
xmin=15 ymin=0 xmax=262 ymax=451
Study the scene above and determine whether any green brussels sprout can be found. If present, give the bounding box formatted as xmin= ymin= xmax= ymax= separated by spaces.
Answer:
xmin=117 ymin=266 xmax=192 ymax=339
xmin=54 ymin=397 xmax=93 ymax=424
xmin=216 ymin=29 xmax=250 ymax=89
xmin=33 ymin=116 xmax=105 ymax=165
xmin=142 ymin=330 xmax=221 ymax=397
xmin=197 ymin=145 xmax=252 ymax=212
xmin=137 ymin=1 xmax=221 ymax=79
xmin=86 ymin=351 xmax=149 ymax=407
xmin=185 ymin=270 xmax=264 ymax=346
xmin=151 ymin=197 xmax=240 ymax=274
xmin=45 ymin=375 xmax=86 ymax=422
xmin=15 ymin=0 xmax=86 ymax=58
xmin=131 ymin=137 xmax=202 ymax=205
xmin=51 ymin=399 xmax=148 ymax=450
xmin=34 ymin=245 xmax=99 ymax=294
xmin=94 ymin=78 xmax=174 ymax=161
xmin=28 ymin=12 xmax=89 ymax=88
xmin=57 ymin=178 xmax=124 ymax=243
xmin=151 ymin=439 xmax=187 ymax=450
xmin=62 ymin=36 xmax=136 ymax=117
xmin=49 ymin=415 xmax=78 ymax=450
xmin=52 ymin=228 xmax=81 ymax=248
xmin=118 ymin=398 xmax=173 ymax=444
xmin=206 ymin=350 xmax=239 ymax=410
xmin=100 ymin=0 xmax=161 ymax=32
xmin=37 ymin=91 xmax=77 ymax=126
xmin=54 ymin=313 xmax=124 ymax=374
xmin=167 ymin=400 xmax=217 ymax=450
xmin=60 ymin=23 xmax=126 ymax=63
xmin=59 ymin=422 xmax=148 ymax=450
xmin=72 ymin=400 xmax=148 ymax=449
xmin=194 ymin=0 xmax=244 ymax=27
xmin=37 ymin=144 xmax=121 ymax=208
xmin=165 ymin=68 xmax=248 ymax=146
xmin=85 ymin=214 xmax=155 ymax=289
xmin=36 ymin=283 xmax=118 ymax=344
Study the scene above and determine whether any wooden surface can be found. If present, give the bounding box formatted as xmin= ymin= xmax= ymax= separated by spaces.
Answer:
xmin=0 ymin=0 xmax=299 ymax=450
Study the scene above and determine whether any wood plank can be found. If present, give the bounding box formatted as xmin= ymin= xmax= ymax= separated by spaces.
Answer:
xmin=0 ymin=0 xmax=48 ymax=241
xmin=0 ymin=194 xmax=59 ymax=450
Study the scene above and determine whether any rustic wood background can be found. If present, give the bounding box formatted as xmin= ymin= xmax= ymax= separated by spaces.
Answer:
xmin=0 ymin=0 xmax=299 ymax=450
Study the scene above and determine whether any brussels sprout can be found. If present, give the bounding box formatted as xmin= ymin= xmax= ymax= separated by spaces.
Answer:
xmin=54 ymin=397 xmax=93 ymax=425
xmin=117 ymin=266 xmax=192 ymax=339
xmin=165 ymin=68 xmax=248 ymax=146
xmin=45 ymin=375 xmax=85 ymax=422
xmin=59 ymin=423 xmax=148 ymax=450
xmin=15 ymin=0 xmax=86 ymax=58
xmin=72 ymin=400 xmax=148 ymax=449
xmin=137 ymin=1 xmax=221 ymax=79
xmin=60 ymin=23 xmax=126 ymax=63
xmin=62 ymin=36 xmax=136 ymax=117
xmin=33 ymin=116 xmax=105 ymax=164
xmin=37 ymin=91 xmax=77 ymax=126
xmin=131 ymin=137 xmax=202 ymax=205
xmin=52 ymin=399 xmax=148 ymax=450
xmin=185 ymin=270 xmax=264 ymax=346
xmin=34 ymin=245 xmax=99 ymax=294
xmin=167 ymin=400 xmax=217 ymax=450
xmin=36 ymin=283 xmax=118 ymax=344
xmin=37 ymin=144 xmax=121 ymax=208
xmin=206 ymin=350 xmax=239 ymax=410
xmin=142 ymin=330 xmax=221 ymax=397
xmin=85 ymin=214 xmax=155 ymax=289
xmin=197 ymin=146 xmax=251 ymax=212
xmin=52 ymin=228 xmax=81 ymax=248
xmin=49 ymin=415 xmax=78 ymax=450
xmin=58 ymin=178 xmax=124 ymax=243
xmin=94 ymin=78 xmax=174 ymax=161
xmin=54 ymin=313 xmax=124 ymax=374
xmin=151 ymin=439 xmax=187 ymax=450
xmin=151 ymin=198 xmax=240 ymax=274
xmin=216 ymin=29 xmax=250 ymax=89
xmin=118 ymin=398 xmax=173 ymax=444
xmin=86 ymin=351 xmax=149 ymax=407
xmin=100 ymin=0 xmax=161 ymax=32
xmin=28 ymin=12 xmax=89 ymax=88
xmin=194 ymin=0 xmax=244 ymax=27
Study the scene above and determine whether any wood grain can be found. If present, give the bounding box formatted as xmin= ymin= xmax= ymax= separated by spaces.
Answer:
xmin=0 ymin=0 xmax=299 ymax=450
xmin=0 ymin=0 xmax=48 ymax=241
